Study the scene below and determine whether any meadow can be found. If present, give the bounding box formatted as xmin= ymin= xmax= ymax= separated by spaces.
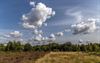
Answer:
xmin=35 ymin=52 xmax=100 ymax=63
xmin=0 ymin=51 xmax=48 ymax=63
xmin=0 ymin=51 xmax=100 ymax=63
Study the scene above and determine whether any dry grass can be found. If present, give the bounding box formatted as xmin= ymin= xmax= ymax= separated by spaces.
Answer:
xmin=0 ymin=51 xmax=100 ymax=63
xmin=35 ymin=52 xmax=100 ymax=63
xmin=0 ymin=51 xmax=48 ymax=63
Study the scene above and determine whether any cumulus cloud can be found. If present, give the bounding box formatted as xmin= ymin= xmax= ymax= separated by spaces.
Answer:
xmin=22 ymin=22 xmax=35 ymax=29
xmin=42 ymin=37 xmax=49 ymax=41
xmin=33 ymin=29 xmax=43 ymax=35
xmin=33 ymin=29 xmax=38 ymax=34
xmin=33 ymin=34 xmax=43 ymax=41
xmin=71 ymin=20 xmax=96 ymax=34
xmin=22 ymin=2 xmax=55 ymax=29
xmin=48 ymin=33 xmax=56 ymax=41
xmin=33 ymin=34 xmax=49 ymax=42
xmin=38 ymin=30 xmax=43 ymax=34
xmin=9 ymin=31 xmax=22 ymax=38
xmin=30 ymin=1 xmax=35 ymax=6
xmin=49 ymin=33 xmax=55 ymax=38
xmin=34 ymin=36 xmax=41 ymax=42
xmin=66 ymin=8 xmax=100 ymax=34
xmin=78 ymin=39 xmax=83 ymax=43
xmin=21 ymin=1 xmax=57 ymax=43
xmin=0 ymin=31 xmax=24 ymax=42
xmin=64 ymin=29 xmax=71 ymax=32
xmin=55 ymin=32 xmax=64 ymax=36
xmin=88 ymin=18 xmax=100 ymax=23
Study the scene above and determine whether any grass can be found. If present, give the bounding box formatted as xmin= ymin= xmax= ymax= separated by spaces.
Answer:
xmin=0 ymin=51 xmax=100 ymax=63
xmin=0 ymin=51 xmax=49 ymax=63
xmin=35 ymin=52 xmax=100 ymax=63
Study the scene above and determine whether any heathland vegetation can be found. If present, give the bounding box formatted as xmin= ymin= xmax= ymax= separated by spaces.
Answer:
xmin=0 ymin=41 xmax=100 ymax=63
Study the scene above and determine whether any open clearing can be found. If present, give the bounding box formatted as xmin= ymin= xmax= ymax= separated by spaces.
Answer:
xmin=35 ymin=52 xmax=100 ymax=63
xmin=0 ymin=51 xmax=48 ymax=63
xmin=0 ymin=52 xmax=100 ymax=63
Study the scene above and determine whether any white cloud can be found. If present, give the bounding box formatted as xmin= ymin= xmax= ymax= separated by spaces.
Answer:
xmin=71 ymin=20 xmax=97 ymax=34
xmin=55 ymin=32 xmax=63 ymax=36
xmin=48 ymin=33 xmax=56 ymax=41
xmin=66 ymin=8 xmax=100 ymax=34
xmin=0 ymin=31 xmax=24 ymax=42
xmin=38 ymin=30 xmax=43 ymax=34
xmin=78 ymin=39 xmax=83 ymax=43
xmin=41 ymin=36 xmax=49 ymax=41
xmin=33 ymin=29 xmax=43 ymax=35
xmin=33 ymin=29 xmax=39 ymax=34
xmin=30 ymin=1 xmax=35 ymax=6
xmin=49 ymin=33 xmax=55 ymax=38
xmin=44 ymin=37 xmax=49 ymax=40
xmin=9 ymin=31 xmax=22 ymax=38
xmin=88 ymin=18 xmax=100 ymax=23
xmin=22 ymin=23 xmax=35 ymax=29
xmin=34 ymin=35 xmax=42 ymax=42
xmin=64 ymin=29 xmax=71 ymax=32
xmin=33 ymin=34 xmax=49 ymax=42
xmin=22 ymin=2 xmax=55 ymax=29
xmin=48 ymin=38 xmax=56 ymax=41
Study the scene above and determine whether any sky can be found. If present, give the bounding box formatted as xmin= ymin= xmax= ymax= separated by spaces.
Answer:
xmin=0 ymin=0 xmax=100 ymax=44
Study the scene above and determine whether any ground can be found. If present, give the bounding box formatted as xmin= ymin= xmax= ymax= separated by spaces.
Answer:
xmin=0 ymin=51 xmax=100 ymax=63
xmin=0 ymin=51 xmax=48 ymax=63
xmin=35 ymin=52 xmax=100 ymax=63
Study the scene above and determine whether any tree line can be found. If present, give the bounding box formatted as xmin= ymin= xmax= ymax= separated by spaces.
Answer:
xmin=0 ymin=41 xmax=100 ymax=52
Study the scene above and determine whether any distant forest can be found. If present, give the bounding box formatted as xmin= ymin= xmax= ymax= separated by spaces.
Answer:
xmin=0 ymin=41 xmax=100 ymax=52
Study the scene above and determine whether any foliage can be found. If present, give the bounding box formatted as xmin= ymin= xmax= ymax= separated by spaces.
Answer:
xmin=1 ymin=41 xmax=100 ymax=52
xmin=23 ymin=43 xmax=33 ymax=51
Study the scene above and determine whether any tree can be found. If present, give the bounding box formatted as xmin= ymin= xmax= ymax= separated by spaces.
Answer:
xmin=92 ymin=43 xmax=100 ymax=52
xmin=5 ymin=41 xmax=15 ymax=51
xmin=80 ymin=44 xmax=87 ymax=51
xmin=14 ymin=41 xmax=23 ymax=51
xmin=48 ymin=43 xmax=60 ymax=51
xmin=61 ymin=42 xmax=73 ymax=51
xmin=0 ymin=44 xmax=5 ymax=51
xmin=24 ymin=43 xmax=32 ymax=51
xmin=5 ymin=41 xmax=23 ymax=51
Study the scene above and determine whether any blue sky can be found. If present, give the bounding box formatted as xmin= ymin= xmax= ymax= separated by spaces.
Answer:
xmin=0 ymin=0 xmax=100 ymax=44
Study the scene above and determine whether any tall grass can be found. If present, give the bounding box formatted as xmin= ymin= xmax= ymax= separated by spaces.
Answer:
xmin=35 ymin=52 xmax=100 ymax=63
xmin=0 ymin=51 xmax=48 ymax=63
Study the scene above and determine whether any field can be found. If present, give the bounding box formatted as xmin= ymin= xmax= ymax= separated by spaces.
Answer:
xmin=35 ymin=52 xmax=100 ymax=63
xmin=0 ymin=52 xmax=100 ymax=63
xmin=0 ymin=51 xmax=48 ymax=63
